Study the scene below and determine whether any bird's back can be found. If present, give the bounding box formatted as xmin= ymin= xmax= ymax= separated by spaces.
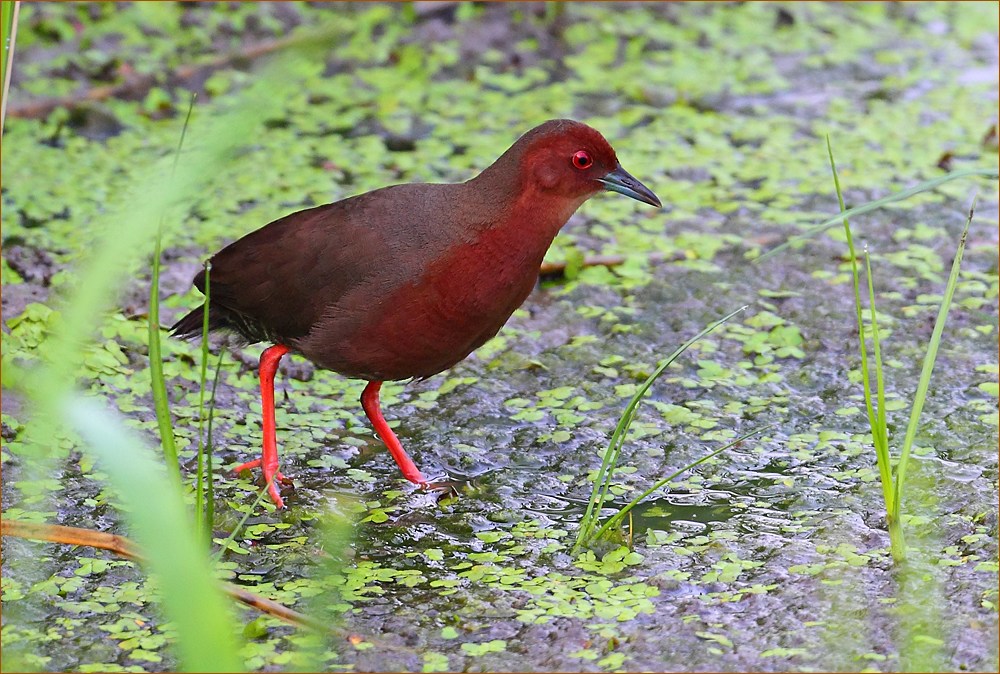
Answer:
xmin=173 ymin=182 xmax=481 ymax=349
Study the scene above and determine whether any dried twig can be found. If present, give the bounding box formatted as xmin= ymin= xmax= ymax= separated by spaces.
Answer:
xmin=1 ymin=519 xmax=315 ymax=629
xmin=2 ymin=518 xmax=141 ymax=559
xmin=1 ymin=518 xmax=416 ymax=654
xmin=538 ymin=251 xmax=669 ymax=277
xmin=8 ymin=35 xmax=294 ymax=119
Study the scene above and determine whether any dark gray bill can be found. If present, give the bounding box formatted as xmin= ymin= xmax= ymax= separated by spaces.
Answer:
xmin=598 ymin=164 xmax=661 ymax=208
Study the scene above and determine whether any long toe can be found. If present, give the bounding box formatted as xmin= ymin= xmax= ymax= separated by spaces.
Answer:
xmin=234 ymin=459 xmax=288 ymax=508
xmin=233 ymin=458 xmax=262 ymax=473
xmin=267 ymin=481 xmax=286 ymax=509
xmin=262 ymin=466 xmax=287 ymax=509
xmin=420 ymin=478 xmax=466 ymax=499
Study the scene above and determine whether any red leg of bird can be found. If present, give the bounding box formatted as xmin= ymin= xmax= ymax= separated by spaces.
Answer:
xmin=234 ymin=344 xmax=291 ymax=507
xmin=360 ymin=380 xmax=427 ymax=484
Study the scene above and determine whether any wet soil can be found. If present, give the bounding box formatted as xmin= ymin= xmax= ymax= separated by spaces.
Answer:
xmin=2 ymin=3 xmax=997 ymax=672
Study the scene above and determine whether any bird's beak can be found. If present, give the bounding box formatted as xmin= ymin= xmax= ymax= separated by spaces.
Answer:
xmin=598 ymin=164 xmax=661 ymax=208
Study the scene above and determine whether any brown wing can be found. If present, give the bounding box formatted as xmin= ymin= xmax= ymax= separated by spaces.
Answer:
xmin=193 ymin=195 xmax=387 ymax=343
xmin=182 ymin=183 xmax=464 ymax=345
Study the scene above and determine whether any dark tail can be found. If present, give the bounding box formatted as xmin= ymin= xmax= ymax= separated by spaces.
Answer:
xmin=170 ymin=304 xmax=262 ymax=346
xmin=170 ymin=304 xmax=218 ymax=340
xmin=171 ymin=263 xmax=212 ymax=339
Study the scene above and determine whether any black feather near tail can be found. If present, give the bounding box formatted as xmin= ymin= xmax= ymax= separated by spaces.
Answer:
xmin=170 ymin=266 xmax=214 ymax=340
xmin=170 ymin=304 xmax=270 ymax=345
xmin=171 ymin=266 xmax=274 ymax=344
xmin=170 ymin=304 xmax=221 ymax=340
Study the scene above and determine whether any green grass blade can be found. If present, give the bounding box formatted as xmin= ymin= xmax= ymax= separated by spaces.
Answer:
xmin=172 ymin=91 xmax=197 ymax=176
xmin=150 ymin=92 xmax=197 ymax=490
xmin=862 ymin=248 xmax=888 ymax=462
xmin=588 ymin=407 xmax=635 ymax=542
xmin=891 ymin=200 xmax=974 ymax=524
xmin=1 ymin=0 xmax=20 ymax=133
xmin=3 ymin=29 xmax=339 ymax=672
xmin=1 ymin=1 xmax=13 ymax=80
xmin=827 ymin=138 xmax=894 ymax=511
xmin=574 ymin=305 xmax=748 ymax=550
xmin=148 ymin=233 xmax=180 ymax=482
xmin=212 ymin=474 xmax=280 ymax=566
xmin=65 ymin=396 xmax=244 ymax=672
xmin=196 ymin=263 xmax=211 ymax=537
xmin=586 ymin=424 xmax=774 ymax=546
xmin=205 ymin=350 xmax=225 ymax=535
xmin=757 ymin=167 xmax=999 ymax=262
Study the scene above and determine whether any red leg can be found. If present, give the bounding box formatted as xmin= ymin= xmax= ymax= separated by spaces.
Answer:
xmin=360 ymin=380 xmax=427 ymax=484
xmin=234 ymin=344 xmax=291 ymax=507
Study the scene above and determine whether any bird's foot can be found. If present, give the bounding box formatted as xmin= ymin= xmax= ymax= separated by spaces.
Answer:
xmin=418 ymin=477 xmax=472 ymax=503
xmin=233 ymin=458 xmax=293 ymax=508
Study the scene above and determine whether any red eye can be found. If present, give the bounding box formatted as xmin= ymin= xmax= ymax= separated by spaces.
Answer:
xmin=572 ymin=150 xmax=593 ymax=170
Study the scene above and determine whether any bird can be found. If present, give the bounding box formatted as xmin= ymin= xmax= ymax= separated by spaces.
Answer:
xmin=171 ymin=119 xmax=660 ymax=508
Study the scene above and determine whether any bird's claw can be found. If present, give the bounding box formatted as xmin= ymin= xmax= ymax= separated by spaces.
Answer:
xmin=419 ymin=479 xmax=464 ymax=501
xmin=233 ymin=459 xmax=292 ymax=508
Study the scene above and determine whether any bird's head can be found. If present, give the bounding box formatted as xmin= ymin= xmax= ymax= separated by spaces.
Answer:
xmin=511 ymin=119 xmax=661 ymax=208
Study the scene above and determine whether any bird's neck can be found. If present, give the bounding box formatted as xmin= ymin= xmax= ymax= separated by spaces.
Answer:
xmin=455 ymin=173 xmax=587 ymax=296
xmin=467 ymin=156 xmax=587 ymax=244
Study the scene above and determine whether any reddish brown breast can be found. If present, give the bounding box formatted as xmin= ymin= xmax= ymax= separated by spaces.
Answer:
xmin=293 ymin=186 xmax=587 ymax=380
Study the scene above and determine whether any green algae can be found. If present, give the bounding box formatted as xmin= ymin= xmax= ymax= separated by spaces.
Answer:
xmin=2 ymin=2 xmax=998 ymax=672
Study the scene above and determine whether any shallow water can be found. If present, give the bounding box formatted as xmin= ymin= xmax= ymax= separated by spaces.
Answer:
xmin=2 ymin=2 xmax=998 ymax=672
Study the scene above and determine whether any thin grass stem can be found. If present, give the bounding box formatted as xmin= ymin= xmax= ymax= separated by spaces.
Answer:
xmin=758 ymin=167 xmax=998 ymax=261
xmin=1 ymin=0 xmax=20 ymax=133
xmin=212 ymin=474 xmax=279 ymax=565
xmin=827 ymin=138 xmax=895 ymax=513
xmin=586 ymin=424 xmax=774 ymax=546
xmin=890 ymin=199 xmax=973 ymax=550
xmin=575 ymin=305 xmax=748 ymax=550
xmin=148 ymin=235 xmax=180 ymax=482
xmin=861 ymin=245 xmax=904 ymax=558
xmin=195 ymin=263 xmax=211 ymax=536
xmin=205 ymin=350 xmax=225 ymax=535
xmin=149 ymin=93 xmax=197 ymax=487
xmin=863 ymin=247 xmax=889 ymax=461
xmin=172 ymin=92 xmax=196 ymax=175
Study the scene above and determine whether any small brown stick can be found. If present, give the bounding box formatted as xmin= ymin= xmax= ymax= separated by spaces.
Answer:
xmin=538 ymin=251 xmax=670 ymax=277
xmin=2 ymin=519 xmax=143 ymax=560
xmin=223 ymin=583 xmax=325 ymax=632
xmin=538 ymin=253 xmax=625 ymax=276
xmin=1 ymin=519 xmax=314 ymax=629
xmin=7 ymin=35 xmax=296 ymax=119
xmin=1 ymin=518 xmax=416 ymax=654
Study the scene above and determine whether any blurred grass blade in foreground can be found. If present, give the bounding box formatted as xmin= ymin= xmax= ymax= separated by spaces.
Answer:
xmin=1 ymin=0 xmax=20 ymax=132
xmin=4 ymin=25 xmax=344 ymax=672
xmin=66 ymin=396 xmax=243 ymax=672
